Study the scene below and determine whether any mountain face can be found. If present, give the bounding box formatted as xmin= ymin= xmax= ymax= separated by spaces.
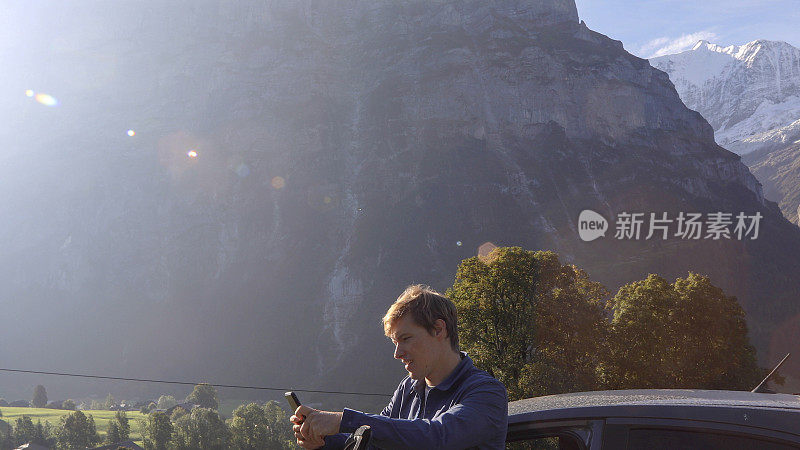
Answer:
xmin=650 ymin=40 xmax=800 ymax=156
xmin=651 ymin=41 xmax=800 ymax=225
xmin=2 ymin=0 xmax=800 ymax=401
xmin=744 ymin=142 xmax=800 ymax=225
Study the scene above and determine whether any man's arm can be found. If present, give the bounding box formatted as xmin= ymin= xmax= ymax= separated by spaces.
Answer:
xmin=295 ymin=388 xmax=400 ymax=450
xmin=339 ymin=380 xmax=508 ymax=450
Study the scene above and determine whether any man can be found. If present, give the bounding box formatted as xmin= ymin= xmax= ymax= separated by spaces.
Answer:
xmin=291 ymin=285 xmax=508 ymax=449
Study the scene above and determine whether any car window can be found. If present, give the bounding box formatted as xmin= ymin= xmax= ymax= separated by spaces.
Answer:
xmin=627 ymin=428 xmax=799 ymax=450
xmin=507 ymin=435 xmax=584 ymax=450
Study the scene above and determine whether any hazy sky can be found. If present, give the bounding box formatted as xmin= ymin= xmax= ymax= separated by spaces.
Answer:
xmin=574 ymin=0 xmax=800 ymax=58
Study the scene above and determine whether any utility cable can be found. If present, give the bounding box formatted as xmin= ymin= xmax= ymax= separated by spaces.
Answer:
xmin=0 ymin=367 xmax=388 ymax=397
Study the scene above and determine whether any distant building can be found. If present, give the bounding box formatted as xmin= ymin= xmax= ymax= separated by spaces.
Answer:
xmin=122 ymin=402 xmax=138 ymax=411
xmin=109 ymin=402 xmax=137 ymax=411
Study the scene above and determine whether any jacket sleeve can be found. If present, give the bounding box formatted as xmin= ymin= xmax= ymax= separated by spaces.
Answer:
xmin=320 ymin=388 xmax=398 ymax=450
xmin=320 ymin=432 xmax=349 ymax=450
xmin=338 ymin=380 xmax=508 ymax=450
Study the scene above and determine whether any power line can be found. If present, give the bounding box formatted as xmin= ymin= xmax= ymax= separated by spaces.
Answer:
xmin=0 ymin=368 xmax=388 ymax=397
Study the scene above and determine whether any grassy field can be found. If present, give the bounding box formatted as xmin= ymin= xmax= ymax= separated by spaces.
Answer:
xmin=0 ymin=407 xmax=145 ymax=444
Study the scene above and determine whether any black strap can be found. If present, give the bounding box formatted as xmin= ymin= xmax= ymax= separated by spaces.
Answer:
xmin=343 ymin=425 xmax=372 ymax=450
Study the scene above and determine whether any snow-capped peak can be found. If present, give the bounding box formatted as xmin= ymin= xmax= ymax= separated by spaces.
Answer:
xmin=650 ymin=39 xmax=800 ymax=155
xmin=733 ymin=39 xmax=798 ymax=67
xmin=691 ymin=40 xmax=737 ymax=55
xmin=650 ymin=40 xmax=736 ymax=86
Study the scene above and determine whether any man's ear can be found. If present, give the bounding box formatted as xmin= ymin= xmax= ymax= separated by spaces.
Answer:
xmin=434 ymin=319 xmax=447 ymax=340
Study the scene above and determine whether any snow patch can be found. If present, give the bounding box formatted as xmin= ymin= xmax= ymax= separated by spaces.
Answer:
xmin=651 ymin=42 xmax=735 ymax=87
xmin=716 ymin=96 xmax=800 ymax=151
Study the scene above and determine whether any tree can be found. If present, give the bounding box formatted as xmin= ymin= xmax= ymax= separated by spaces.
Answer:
xmin=141 ymin=402 xmax=157 ymax=414
xmin=33 ymin=420 xmax=55 ymax=448
xmin=448 ymin=247 xmax=609 ymax=400
xmin=105 ymin=411 xmax=130 ymax=444
xmin=32 ymin=385 xmax=47 ymax=408
xmin=142 ymin=412 xmax=172 ymax=450
xmin=33 ymin=420 xmax=47 ymax=445
xmin=0 ymin=419 xmax=11 ymax=450
xmin=12 ymin=416 xmax=37 ymax=447
xmin=157 ymin=395 xmax=177 ymax=410
xmin=106 ymin=420 xmax=123 ymax=445
xmin=185 ymin=383 xmax=219 ymax=410
xmin=56 ymin=410 xmax=100 ymax=449
xmin=604 ymin=273 xmax=765 ymax=390
xmin=171 ymin=407 xmax=229 ymax=450
xmin=229 ymin=401 xmax=294 ymax=450
xmin=62 ymin=399 xmax=76 ymax=411
xmin=104 ymin=393 xmax=116 ymax=410
xmin=170 ymin=407 xmax=190 ymax=422
xmin=115 ymin=410 xmax=130 ymax=441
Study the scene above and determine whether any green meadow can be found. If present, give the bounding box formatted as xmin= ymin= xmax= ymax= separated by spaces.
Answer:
xmin=0 ymin=407 xmax=145 ymax=444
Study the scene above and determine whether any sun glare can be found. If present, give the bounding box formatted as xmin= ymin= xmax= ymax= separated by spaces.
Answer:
xmin=34 ymin=93 xmax=59 ymax=107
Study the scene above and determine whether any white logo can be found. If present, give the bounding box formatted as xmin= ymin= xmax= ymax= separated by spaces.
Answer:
xmin=578 ymin=210 xmax=608 ymax=242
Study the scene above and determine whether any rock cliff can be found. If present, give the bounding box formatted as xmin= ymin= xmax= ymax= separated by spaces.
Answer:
xmin=2 ymin=0 xmax=800 ymax=399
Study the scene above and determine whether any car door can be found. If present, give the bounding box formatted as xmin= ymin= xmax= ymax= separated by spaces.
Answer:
xmin=601 ymin=417 xmax=800 ymax=449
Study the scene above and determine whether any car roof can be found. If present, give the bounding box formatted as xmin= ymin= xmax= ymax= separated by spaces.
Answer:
xmin=508 ymin=389 xmax=800 ymax=434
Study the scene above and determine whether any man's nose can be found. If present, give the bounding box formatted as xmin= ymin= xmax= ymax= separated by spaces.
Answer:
xmin=394 ymin=343 xmax=403 ymax=360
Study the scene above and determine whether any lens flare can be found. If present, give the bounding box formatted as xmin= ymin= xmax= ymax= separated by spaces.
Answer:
xmin=478 ymin=242 xmax=498 ymax=259
xmin=187 ymin=150 xmax=198 ymax=158
xmin=271 ymin=176 xmax=285 ymax=189
xmin=127 ymin=130 xmax=136 ymax=137
xmin=25 ymin=90 xmax=34 ymax=97
xmin=323 ymin=196 xmax=332 ymax=204
xmin=34 ymin=93 xmax=58 ymax=107
xmin=457 ymin=241 xmax=463 ymax=246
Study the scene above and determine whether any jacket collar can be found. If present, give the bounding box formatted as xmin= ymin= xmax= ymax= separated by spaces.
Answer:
xmin=413 ymin=351 xmax=472 ymax=393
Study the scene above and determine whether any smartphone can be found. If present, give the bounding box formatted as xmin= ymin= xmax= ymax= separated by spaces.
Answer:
xmin=285 ymin=391 xmax=302 ymax=413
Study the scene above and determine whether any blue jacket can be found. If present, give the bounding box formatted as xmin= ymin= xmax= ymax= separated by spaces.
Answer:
xmin=322 ymin=353 xmax=508 ymax=449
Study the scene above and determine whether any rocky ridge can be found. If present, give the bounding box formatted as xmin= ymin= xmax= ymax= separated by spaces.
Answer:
xmin=2 ymin=0 xmax=800 ymax=400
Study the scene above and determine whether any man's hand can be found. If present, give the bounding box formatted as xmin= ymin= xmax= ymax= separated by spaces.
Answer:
xmin=290 ymin=405 xmax=343 ymax=449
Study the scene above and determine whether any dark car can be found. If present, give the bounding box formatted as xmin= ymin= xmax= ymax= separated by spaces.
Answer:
xmin=506 ymin=390 xmax=800 ymax=449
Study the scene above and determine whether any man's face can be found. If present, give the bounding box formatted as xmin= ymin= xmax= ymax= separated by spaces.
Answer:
xmin=389 ymin=315 xmax=440 ymax=383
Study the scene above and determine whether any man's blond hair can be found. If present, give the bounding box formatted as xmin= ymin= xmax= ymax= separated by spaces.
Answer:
xmin=382 ymin=284 xmax=459 ymax=351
